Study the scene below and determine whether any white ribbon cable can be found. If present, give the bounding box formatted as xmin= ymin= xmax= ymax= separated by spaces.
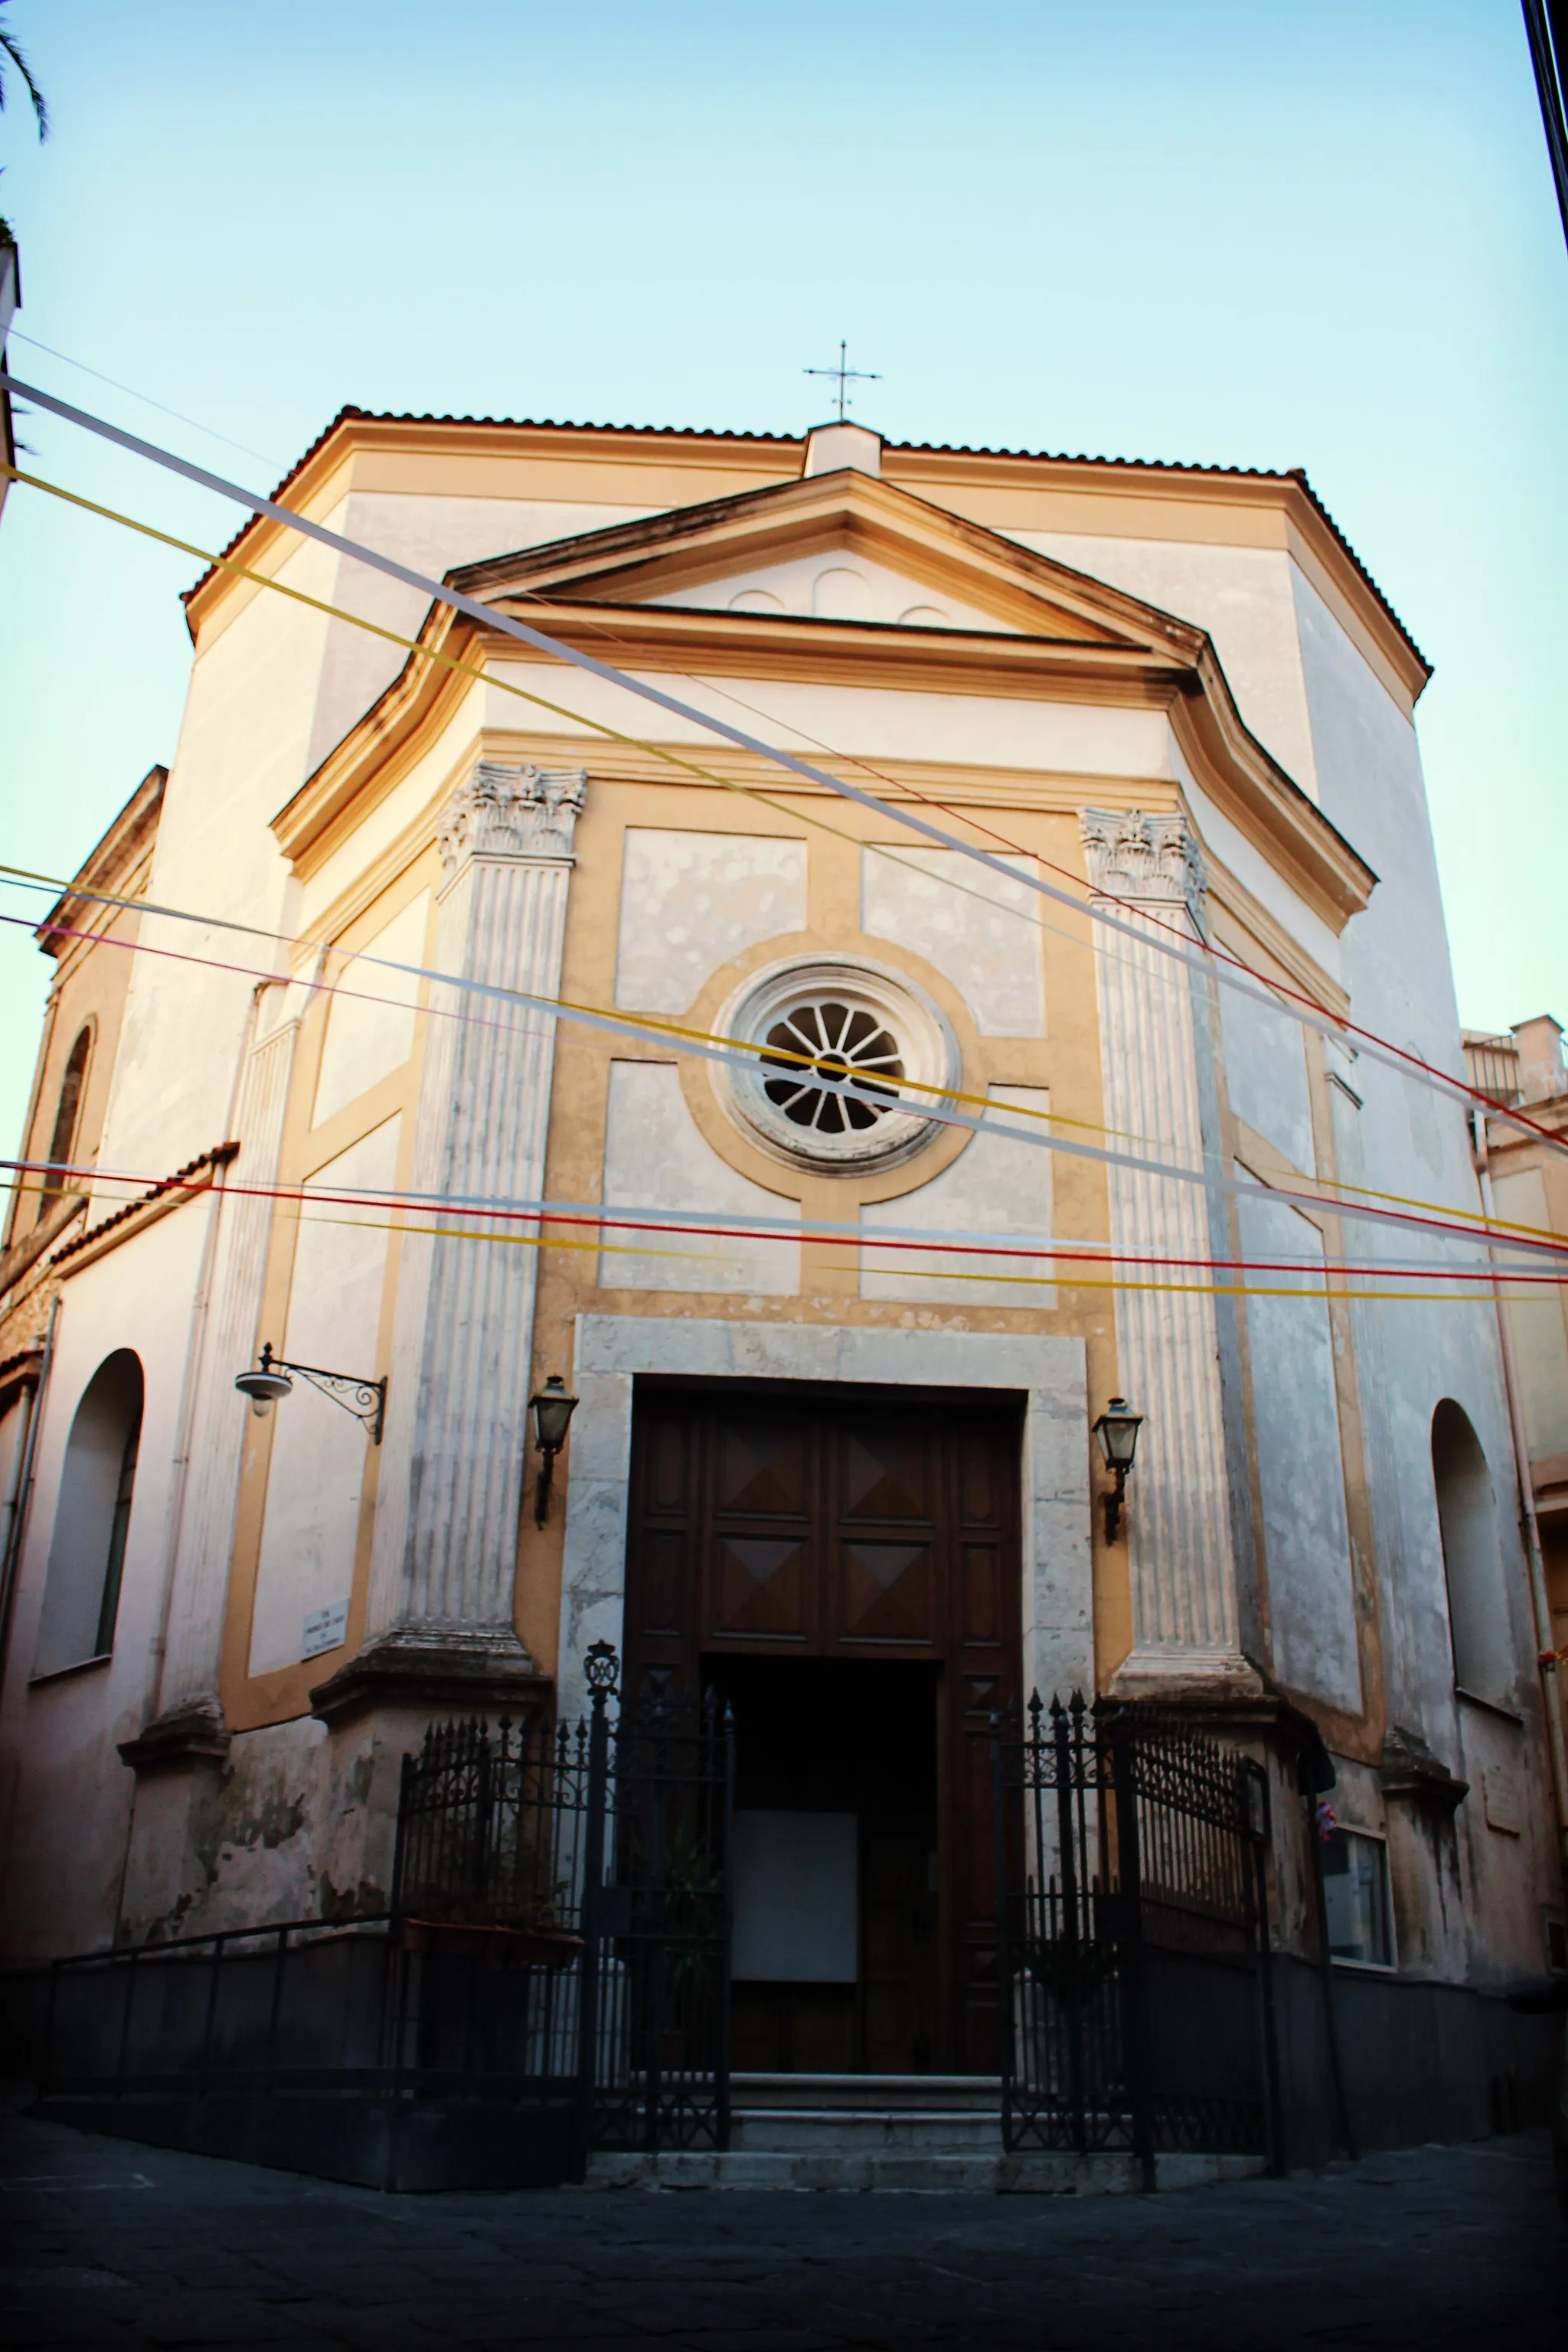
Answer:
xmin=2 ymin=368 xmax=1531 ymax=1144
xmin=1 ymin=878 xmax=1557 ymax=1264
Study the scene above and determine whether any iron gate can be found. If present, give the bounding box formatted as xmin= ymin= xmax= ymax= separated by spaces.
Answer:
xmin=391 ymin=1639 xmax=734 ymax=2167
xmin=993 ymin=1691 xmax=1281 ymax=2180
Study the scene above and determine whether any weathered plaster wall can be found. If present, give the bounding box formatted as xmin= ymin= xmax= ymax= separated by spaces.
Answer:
xmin=1235 ymin=1175 xmax=1360 ymax=1711
xmin=600 ymin=1061 xmax=799 ymax=1295
xmin=861 ymin=849 xmax=1044 ymax=1037
xmin=1491 ymin=1166 xmax=1568 ymax=1460
xmin=860 ymin=1087 xmax=1055 ymax=1308
xmin=1221 ymin=985 xmax=1316 ymax=1174
xmin=613 ymin=830 xmax=807 ymax=1014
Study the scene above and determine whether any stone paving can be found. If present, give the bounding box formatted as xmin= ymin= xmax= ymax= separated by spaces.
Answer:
xmin=0 ymin=2102 xmax=1562 ymax=2351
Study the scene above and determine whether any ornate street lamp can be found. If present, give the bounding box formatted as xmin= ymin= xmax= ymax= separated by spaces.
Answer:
xmin=234 ymin=1341 xmax=388 ymax=1445
xmin=530 ymin=1374 xmax=579 ymax=1526
xmin=1092 ymin=1396 xmax=1143 ymax=1544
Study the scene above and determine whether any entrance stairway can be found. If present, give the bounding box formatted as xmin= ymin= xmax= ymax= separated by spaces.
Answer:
xmin=586 ymin=2075 xmax=1266 ymax=2194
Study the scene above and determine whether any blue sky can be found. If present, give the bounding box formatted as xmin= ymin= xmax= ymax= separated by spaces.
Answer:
xmin=0 ymin=0 xmax=1564 ymax=1167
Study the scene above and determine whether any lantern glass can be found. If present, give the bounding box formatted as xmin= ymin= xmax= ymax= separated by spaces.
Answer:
xmin=1093 ymin=1396 xmax=1142 ymax=1472
xmin=531 ymin=1374 xmax=578 ymax=1453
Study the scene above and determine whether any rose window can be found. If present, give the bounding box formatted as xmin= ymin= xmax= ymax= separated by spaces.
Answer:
xmin=760 ymin=997 xmax=906 ymax=1135
xmin=717 ymin=957 xmax=958 ymax=1173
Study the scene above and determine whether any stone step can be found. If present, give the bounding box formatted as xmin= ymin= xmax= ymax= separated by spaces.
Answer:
xmin=730 ymin=2108 xmax=1001 ymax=2153
xmin=732 ymin=2072 xmax=1000 ymax=2115
xmin=586 ymin=2146 xmax=1269 ymax=2196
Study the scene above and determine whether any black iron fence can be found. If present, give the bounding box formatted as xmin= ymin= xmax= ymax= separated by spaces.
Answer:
xmin=38 ymin=1645 xmax=735 ymax=2178
xmin=993 ymin=1691 xmax=1281 ymax=2180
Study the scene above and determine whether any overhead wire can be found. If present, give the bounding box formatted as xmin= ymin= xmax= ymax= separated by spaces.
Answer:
xmin=2 ymin=369 xmax=1557 ymax=1158
xmin=0 ymin=454 xmax=1238 ymax=1141
xmin=2 ymin=874 xmax=1564 ymax=1269
xmin=9 ymin=1153 xmax=1564 ymax=1298
xmin=3 ymin=329 xmax=284 ymax=467
xmin=2 ymin=455 xmax=1560 ymax=1263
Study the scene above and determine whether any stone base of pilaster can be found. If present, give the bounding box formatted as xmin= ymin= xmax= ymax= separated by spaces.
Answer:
xmin=299 ymin=1625 xmax=553 ymax=1919
xmin=116 ymin=1740 xmax=234 ymax=1944
xmin=1109 ymin=1645 xmax=1266 ymax=1704
xmin=117 ymin=1701 xmax=231 ymax=1772
xmin=309 ymin=1621 xmax=550 ymax=1727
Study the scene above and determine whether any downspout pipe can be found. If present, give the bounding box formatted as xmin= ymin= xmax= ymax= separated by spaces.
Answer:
xmin=1472 ymin=1109 xmax=1568 ymax=1883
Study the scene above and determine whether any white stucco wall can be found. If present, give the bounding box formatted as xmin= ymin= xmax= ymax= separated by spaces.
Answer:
xmin=651 ymin=547 xmax=1012 ymax=633
xmin=1010 ymin=531 xmax=1321 ymax=795
xmin=312 ymin=890 xmax=430 ymax=1129
xmin=305 ymin=491 xmax=658 ymax=776
xmin=1288 ymin=569 xmax=1530 ymax=1765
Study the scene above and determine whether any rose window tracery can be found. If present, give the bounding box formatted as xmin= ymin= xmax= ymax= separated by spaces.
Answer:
xmin=717 ymin=958 xmax=957 ymax=1173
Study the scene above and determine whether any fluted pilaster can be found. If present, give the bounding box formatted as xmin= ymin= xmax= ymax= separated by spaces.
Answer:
xmin=1082 ymin=808 xmax=1258 ymax=1694
xmin=328 ymin=764 xmax=585 ymax=1710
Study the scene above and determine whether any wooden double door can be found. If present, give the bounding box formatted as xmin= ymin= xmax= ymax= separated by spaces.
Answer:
xmin=623 ymin=1380 xmax=1024 ymax=2074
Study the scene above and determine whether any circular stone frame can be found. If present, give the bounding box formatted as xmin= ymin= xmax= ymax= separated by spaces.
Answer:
xmin=714 ymin=955 xmax=959 ymax=1175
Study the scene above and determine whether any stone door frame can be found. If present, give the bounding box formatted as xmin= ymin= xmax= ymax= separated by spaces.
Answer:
xmin=557 ymin=1316 xmax=1092 ymax=1719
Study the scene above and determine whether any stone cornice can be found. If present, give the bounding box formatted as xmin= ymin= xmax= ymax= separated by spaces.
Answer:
xmin=183 ymin=413 xmax=1426 ymax=704
xmin=454 ymin=466 xmax=1150 ymax=644
xmin=273 ymin=590 xmax=1375 ymax=936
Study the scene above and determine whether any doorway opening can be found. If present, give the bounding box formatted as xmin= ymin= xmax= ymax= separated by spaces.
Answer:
xmin=707 ymin=1655 xmax=939 ymax=2074
xmin=622 ymin=1377 xmax=1023 ymax=2073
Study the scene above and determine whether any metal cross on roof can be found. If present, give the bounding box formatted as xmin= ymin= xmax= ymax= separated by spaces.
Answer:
xmin=803 ymin=339 xmax=880 ymax=423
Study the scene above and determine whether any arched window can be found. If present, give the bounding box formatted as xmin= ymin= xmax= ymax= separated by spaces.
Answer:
xmin=1431 ymin=1399 xmax=1511 ymax=1704
xmin=38 ymin=1024 xmax=92 ymax=1216
xmin=33 ymin=1351 xmax=143 ymax=1678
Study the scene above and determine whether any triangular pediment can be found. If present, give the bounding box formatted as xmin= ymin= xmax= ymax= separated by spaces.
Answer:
xmin=278 ymin=457 xmax=1377 ymax=942
xmin=449 ymin=467 xmax=1180 ymax=653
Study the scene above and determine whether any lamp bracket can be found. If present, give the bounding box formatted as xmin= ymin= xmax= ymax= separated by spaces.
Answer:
xmin=257 ymin=1342 xmax=387 ymax=1444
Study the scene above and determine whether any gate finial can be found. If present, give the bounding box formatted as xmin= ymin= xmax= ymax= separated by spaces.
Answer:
xmin=583 ymin=1640 xmax=619 ymax=1702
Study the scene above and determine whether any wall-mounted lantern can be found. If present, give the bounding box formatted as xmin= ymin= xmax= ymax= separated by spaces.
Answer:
xmin=234 ymin=1341 xmax=388 ymax=1445
xmin=531 ymin=1374 xmax=579 ymax=1526
xmin=1092 ymin=1396 xmax=1143 ymax=1544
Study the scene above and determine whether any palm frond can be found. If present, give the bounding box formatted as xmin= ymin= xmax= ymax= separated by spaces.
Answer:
xmin=0 ymin=19 xmax=51 ymax=141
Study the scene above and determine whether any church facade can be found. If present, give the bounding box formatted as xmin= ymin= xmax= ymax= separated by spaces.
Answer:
xmin=0 ymin=410 xmax=1562 ymax=2117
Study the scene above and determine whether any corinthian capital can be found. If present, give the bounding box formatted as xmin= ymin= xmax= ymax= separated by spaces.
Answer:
xmin=438 ymin=763 xmax=587 ymax=877
xmin=1080 ymin=806 xmax=1206 ymax=919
